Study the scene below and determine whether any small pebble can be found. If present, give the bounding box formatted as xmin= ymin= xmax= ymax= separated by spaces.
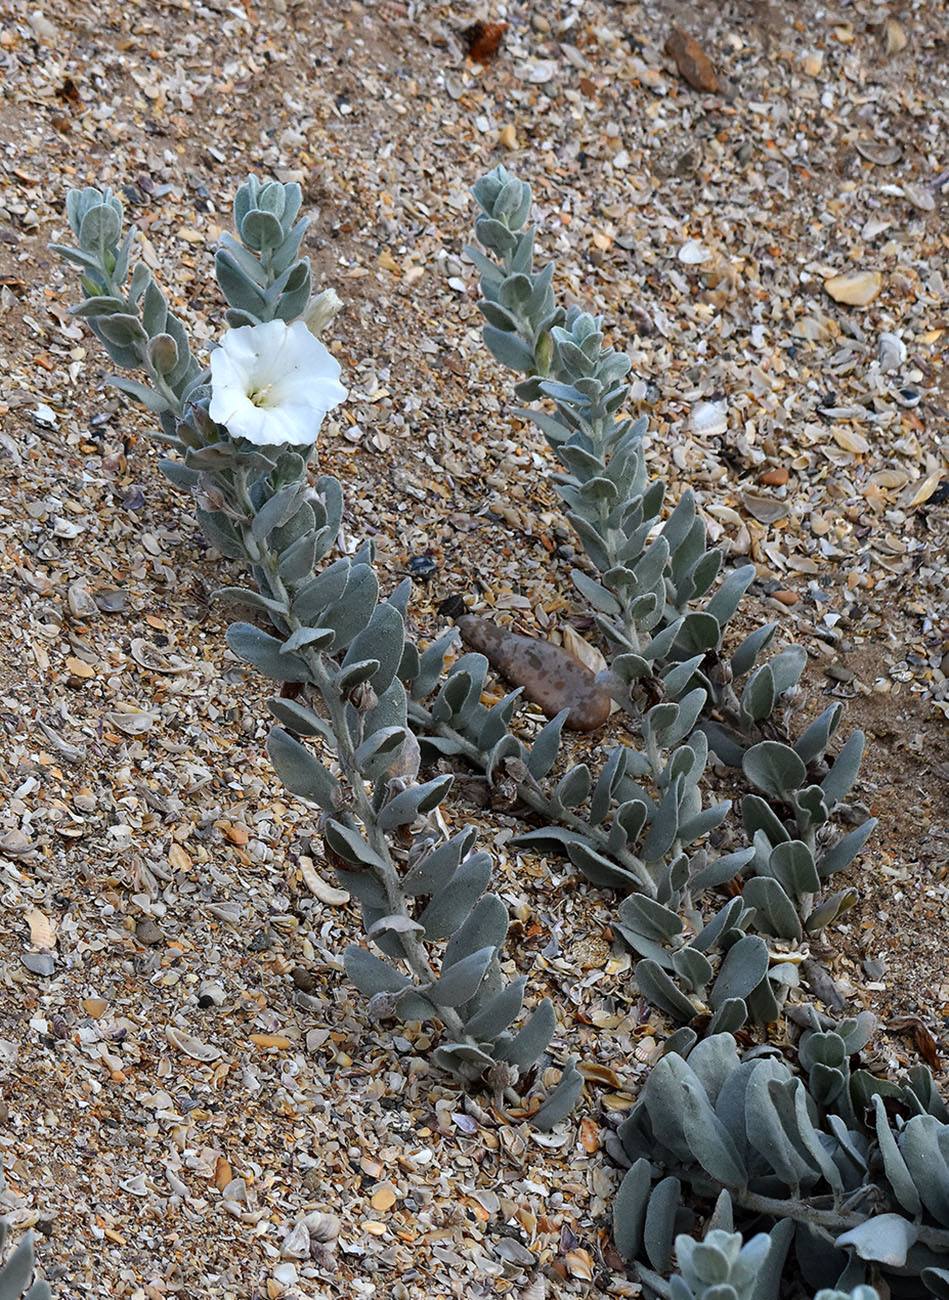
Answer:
xmin=455 ymin=614 xmax=612 ymax=731
xmin=22 ymin=952 xmax=55 ymax=976
xmin=135 ymin=918 xmax=163 ymax=946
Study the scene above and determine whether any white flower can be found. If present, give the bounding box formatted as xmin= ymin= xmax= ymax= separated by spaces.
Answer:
xmin=209 ymin=319 xmax=347 ymax=447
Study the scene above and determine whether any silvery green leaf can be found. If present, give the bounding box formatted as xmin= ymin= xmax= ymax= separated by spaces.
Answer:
xmin=532 ymin=1057 xmax=583 ymax=1130
xmin=213 ymin=585 xmax=287 ymax=617
xmin=643 ymin=1175 xmax=680 ymax=1274
xmin=707 ymin=999 xmax=748 ymax=1036
xmin=402 ymin=828 xmax=477 ymax=897
xmin=344 ymin=944 xmax=410 ymax=996
xmin=620 ymin=894 xmax=683 ymax=943
xmin=744 ymin=1058 xmax=815 ymax=1187
xmin=613 ymin=1159 xmax=654 ymax=1263
xmin=319 ymin=564 xmax=379 ymax=651
xmin=872 ymin=1094 xmax=922 ymax=1216
xmin=611 ymin=653 xmax=653 ymax=687
xmin=768 ymin=840 xmax=820 ymax=903
xmin=267 ymin=696 xmax=333 ymax=742
xmin=341 ymin=602 xmax=404 ymax=696
xmin=71 ymin=293 xmax=133 ymax=318
xmin=672 ymin=946 xmax=713 ymax=992
xmin=795 ymin=703 xmax=843 ymax=765
xmin=274 ymin=275 xmax=311 ymax=323
xmin=741 ymin=876 xmax=802 ymax=941
xmin=793 ymin=784 xmax=829 ymax=835
xmin=483 ymin=733 xmax=524 ymax=783
xmin=266 ymin=728 xmax=339 ymax=811
xmin=768 ymin=645 xmax=807 ymax=695
xmin=241 ymin=207 xmax=283 ymax=251
xmin=589 ymin=746 xmax=627 ymax=826
xmin=280 ymin=626 xmax=334 ymax=654
xmin=742 ymin=793 xmax=791 ymax=846
xmin=816 ymin=819 xmax=876 ymax=879
xmin=418 ymin=851 xmax=492 ymax=940
xmin=0 ymin=1229 xmax=49 ymax=1300
xmin=821 ymin=730 xmax=865 ymax=808
xmin=679 ymin=1096 xmax=749 ymax=1200
xmin=660 ymin=688 xmax=707 ymax=749
xmin=337 ymin=658 xmax=381 ymax=692
xmin=661 ymin=489 xmax=696 ymax=552
xmin=611 ymin=799 xmax=649 ymax=851
xmin=744 ymin=975 xmax=780 ymax=1026
xmin=710 ymin=935 xmax=770 ymax=1009
xmin=226 ymin=623 xmax=309 ymax=682
xmin=554 ymin=763 xmax=592 ymax=809
xmin=740 ymin=664 xmax=777 ymax=726
xmin=643 ymin=619 xmax=684 ymax=662
xmin=692 ymin=896 xmax=748 ymax=953
xmin=158 ymin=457 xmax=200 ymax=488
xmin=835 ymin=1215 xmax=918 ymax=1268
xmin=481 ymin=323 xmax=534 ymax=371
xmin=79 ymin=201 xmax=121 ymax=257
xmin=97 ymin=312 xmax=147 ymax=348
xmin=743 ymin=741 xmax=806 ymax=801
xmin=705 ymin=564 xmax=756 ymax=629
xmin=510 ymin=825 xmax=596 ymax=856
xmin=463 ymin=976 xmax=526 ymax=1041
xmin=215 ymin=248 xmax=268 ymax=314
xmin=479 ymin=299 xmax=519 ymax=331
xmin=677 ymin=546 xmax=722 ymax=605
xmin=277 ymin=531 xmax=320 ymax=583
xmin=111 ymin=374 xmax=172 ymax=414
xmin=661 ymin=654 xmax=706 ymax=701
xmin=896 ymin=1114 xmax=949 ymax=1222
xmin=571 ymin=569 xmax=622 ymax=614
xmin=397 ymin=641 xmax=419 ymax=685
xmin=292 ymin=558 xmax=350 ymax=624
xmin=568 ymin=515 xmax=612 ymax=570
xmin=922 ymin=1270 xmax=949 ymax=1300
xmin=613 ymin=923 xmax=674 ymax=969
xmin=444 ymin=892 xmax=508 ymax=970
xmin=635 ymin=960 xmax=696 ymax=1022
xmin=432 ymin=1042 xmax=495 ymax=1080
xmin=730 ymin=623 xmax=778 ymax=679
xmin=525 ymin=709 xmax=568 ymax=780
xmin=800 ymin=889 xmax=852 ymax=941
xmin=495 ymin=997 xmax=556 ymax=1068
xmin=568 ymin=840 xmax=644 ymax=891
xmin=410 ymin=630 xmax=458 ymax=700
xmin=366 ymin=913 xmax=425 ymax=941
xmin=476 ymin=689 xmax=523 ymax=751
xmin=352 ymin=725 xmax=408 ymax=781
xmin=364 ymin=678 xmax=408 ymax=737
xmin=690 ymin=847 xmax=754 ymax=896
xmin=427 ymin=945 xmax=495 ymax=1007
xmin=475 ymin=215 xmax=517 ymax=253
xmin=251 ymin=483 xmax=304 ymax=542
xmin=378 ymin=774 xmax=454 ymax=832
xmin=323 ymin=820 xmax=387 ymax=871
xmin=771 ymin=1076 xmax=843 ymax=1193
xmin=641 ymin=779 xmax=682 ymax=863
xmin=674 ymin=611 xmax=722 ymax=655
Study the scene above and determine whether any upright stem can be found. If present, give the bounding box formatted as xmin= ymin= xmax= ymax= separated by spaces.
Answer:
xmin=228 ymin=468 xmax=469 ymax=1042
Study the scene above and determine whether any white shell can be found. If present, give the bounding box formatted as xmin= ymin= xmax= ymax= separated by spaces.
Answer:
xmin=691 ymin=399 xmax=728 ymax=437
xmin=877 ymin=331 xmax=906 ymax=372
xmin=678 ymin=238 xmax=713 ymax=264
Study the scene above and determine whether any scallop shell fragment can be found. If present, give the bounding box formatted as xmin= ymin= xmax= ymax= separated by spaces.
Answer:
xmin=823 ymin=270 xmax=882 ymax=306
xmin=854 ymin=141 xmax=902 ymax=166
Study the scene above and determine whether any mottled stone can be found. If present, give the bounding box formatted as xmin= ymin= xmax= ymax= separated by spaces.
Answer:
xmin=455 ymin=614 xmax=611 ymax=732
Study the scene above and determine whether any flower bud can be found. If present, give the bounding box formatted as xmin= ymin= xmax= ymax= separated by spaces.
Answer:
xmin=303 ymin=287 xmax=343 ymax=338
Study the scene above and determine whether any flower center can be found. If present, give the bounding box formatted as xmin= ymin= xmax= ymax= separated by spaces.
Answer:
xmin=248 ymin=382 xmax=275 ymax=408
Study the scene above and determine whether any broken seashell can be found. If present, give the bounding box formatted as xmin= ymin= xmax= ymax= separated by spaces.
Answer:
xmin=854 ymin=141 xmax=902 ymax=166
xmin=823 ymin=270 xmax=882 ymax=306
xmin=691 ymin=399 xmax=728 ymax=437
